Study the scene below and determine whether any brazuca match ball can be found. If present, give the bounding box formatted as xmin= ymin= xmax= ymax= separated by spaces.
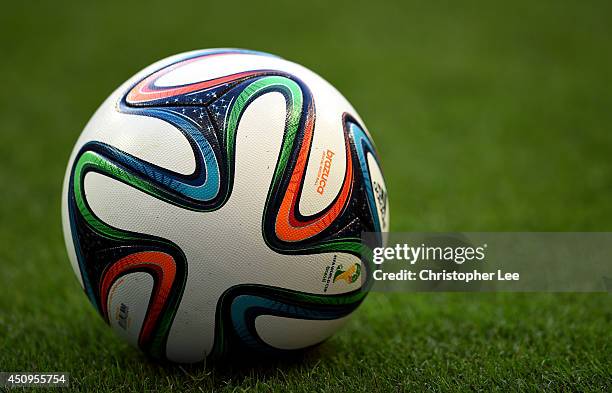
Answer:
xmin=61 ymin=49 xmax=390 ymax=363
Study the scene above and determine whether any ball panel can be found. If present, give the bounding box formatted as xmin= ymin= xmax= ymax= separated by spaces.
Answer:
xmin=79 ymin=107 xmax=196 ymax=176
xmin=366 ymin=152 xmax=390 ymax=233
xmin=210 ymin=284 xmax=366 ymax=357
xmin=106 ymin=271 xmax=154 ymax=348
xmin=348 ymin=122 xmax=388 ymax=234
xmin=153 ymin=53 xmax=280 ymax=88
xmin=61 ymin=173 xmax=83 ymax=288
xmin=298 ymin=111 xmax=347 ymax=217
xmin=255 ymin=314 xmax=350 ymax=350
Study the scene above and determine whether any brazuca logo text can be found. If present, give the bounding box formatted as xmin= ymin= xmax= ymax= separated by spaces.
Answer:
xmin=316 ymin=149 xmax=335 ymax=195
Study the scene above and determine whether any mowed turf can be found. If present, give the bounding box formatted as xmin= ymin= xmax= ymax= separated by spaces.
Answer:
xmin=1 ymin=1 xmax=611 ymax=391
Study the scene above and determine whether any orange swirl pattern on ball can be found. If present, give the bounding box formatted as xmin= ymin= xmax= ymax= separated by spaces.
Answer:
xmin=274 ymin=104 xmax=354 ymax=242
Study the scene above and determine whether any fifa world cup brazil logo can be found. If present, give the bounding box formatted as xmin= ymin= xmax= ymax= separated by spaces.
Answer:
xmin=333 ymin=263 xmax=361 ymax=284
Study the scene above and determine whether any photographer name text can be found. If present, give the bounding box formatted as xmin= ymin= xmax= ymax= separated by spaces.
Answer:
xmin=371 ymin=243 xmax=520 ymax=283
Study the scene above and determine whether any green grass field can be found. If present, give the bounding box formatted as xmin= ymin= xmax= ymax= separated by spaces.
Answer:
xmin=1 ymin=0 xmax=611 ymax=391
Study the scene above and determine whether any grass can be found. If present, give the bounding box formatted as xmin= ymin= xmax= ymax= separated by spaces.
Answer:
xmin=1 ymin=0 xmax=611 ymax=391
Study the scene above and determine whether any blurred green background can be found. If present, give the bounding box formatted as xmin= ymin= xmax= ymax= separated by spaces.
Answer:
xmin=1 ymin=1 xmax=610 ymax=391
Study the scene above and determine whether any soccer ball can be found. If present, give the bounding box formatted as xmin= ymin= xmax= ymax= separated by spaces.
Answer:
xmin=61 ymin=49 xmax=389 ymax=363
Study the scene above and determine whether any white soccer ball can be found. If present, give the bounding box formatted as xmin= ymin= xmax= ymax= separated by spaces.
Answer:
xmin=62 ymin=49 xmax=389 ymax=363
